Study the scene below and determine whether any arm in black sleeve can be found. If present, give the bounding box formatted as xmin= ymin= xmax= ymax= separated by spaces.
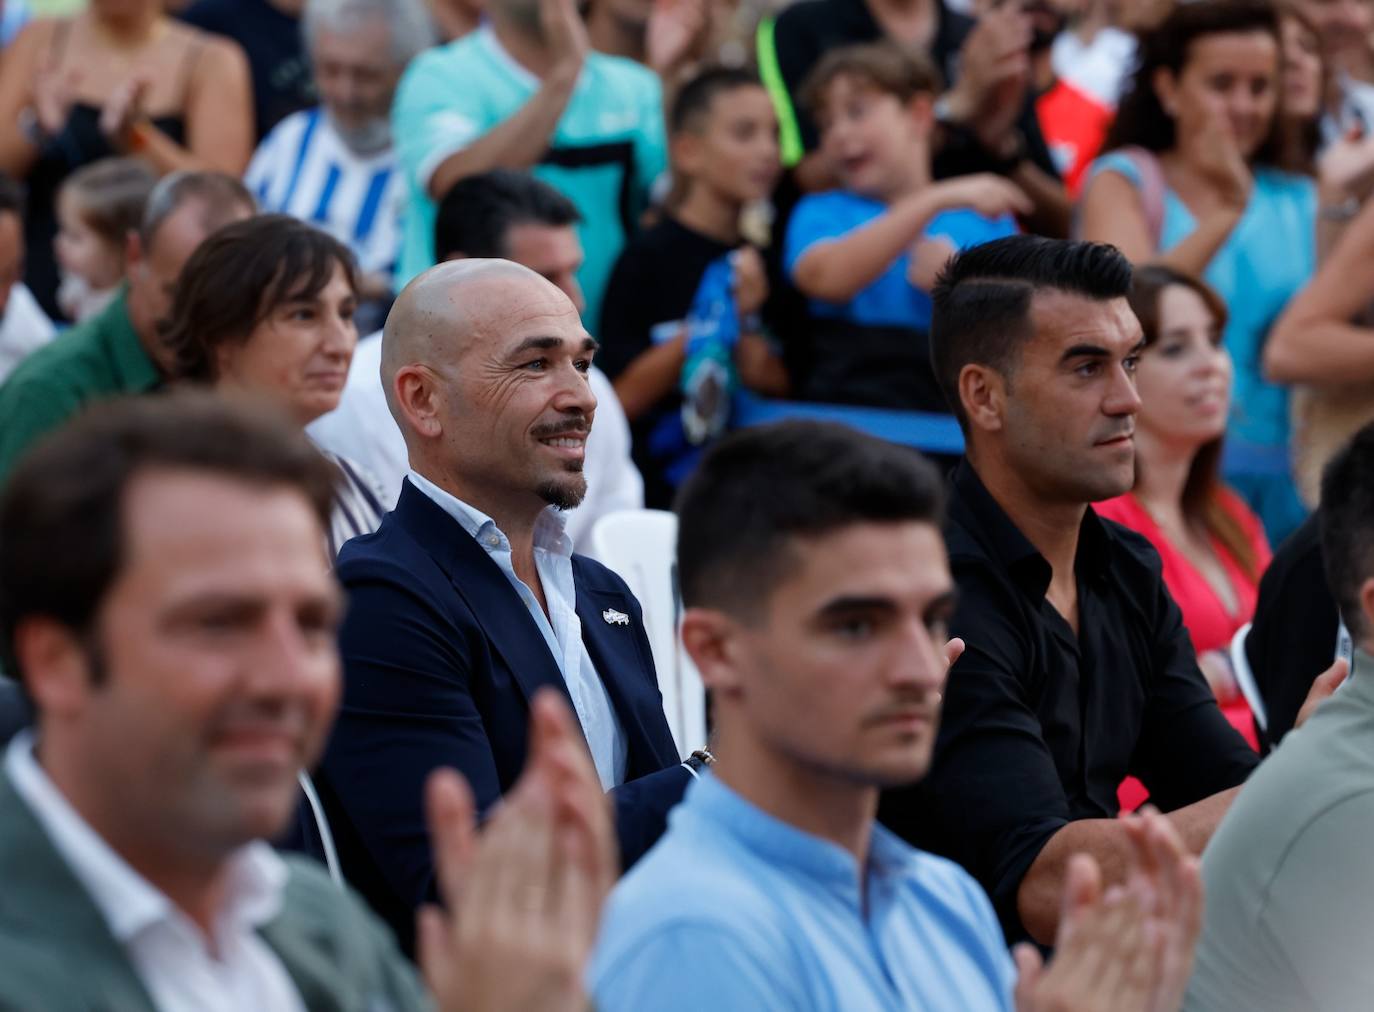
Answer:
xmin=885 ymin=564 xmax=1070 ymax=939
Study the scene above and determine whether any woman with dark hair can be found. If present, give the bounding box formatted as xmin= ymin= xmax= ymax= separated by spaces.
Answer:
xmin=164 ymin=213 xmax=385 ymax=556
xmin=1077 ymin=0 xmax=1318 ymax=541
xmin=1096 ymin=266 xmax=1270 ymax=752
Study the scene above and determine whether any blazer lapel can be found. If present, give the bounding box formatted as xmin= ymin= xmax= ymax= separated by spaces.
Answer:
xmin=575 ymin=573 xmax=682 ymax=775
xmin=0 ymin=769 xmax=159 ymax=1012
xmin=391 ymin=482 xmax=572 ymax=710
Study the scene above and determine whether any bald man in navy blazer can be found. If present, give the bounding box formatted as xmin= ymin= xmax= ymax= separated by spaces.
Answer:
xmin=316 ymin=260 xmax=693 ymax=954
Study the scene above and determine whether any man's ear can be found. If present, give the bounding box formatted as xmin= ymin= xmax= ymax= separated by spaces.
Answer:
xmin=15 ymin=617 xmax=96 ymax=719
xmin=1358 ymin=577 xmax=1374 ymax=649
xmin=123 ymin=229 xmax=144 ymax=278
xmin=393 ymin=364 xmax=445 ymax=440
xmin=1152 ymin=66 xmax=1180 ymax=119
xmin=958 ymin=363 xmax=1008 ymax=434
xmin=906 ymin=91 xmax=936 ymax=134
xmin=681 ymin=608 xmax=745 ymax=698
xmin=670 ymin=131 xmax=704 ymax=179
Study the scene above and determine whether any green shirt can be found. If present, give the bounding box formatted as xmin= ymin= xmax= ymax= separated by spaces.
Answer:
xmin=390 ymin=24 xmax=667 ymax=331
xmin=0 ymin=288 xmax=159 ymax=485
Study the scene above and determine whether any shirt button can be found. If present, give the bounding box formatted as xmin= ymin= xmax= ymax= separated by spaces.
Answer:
xmin=485 ymin=534 xmax=500 ymax=547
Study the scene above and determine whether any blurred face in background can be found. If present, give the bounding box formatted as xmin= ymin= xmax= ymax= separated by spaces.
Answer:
xmin=311 ymin=18 xmax=404 ymax=155
xmin=1281 ymin=12 xmax=1326 ymax=121
xmin=1154 ymin=29 xmax=1280 ymax=160
xmin=1299 ymin=0 xmax=1374 ymax=72
xmin=817 ymin=75 xmax=932 ymax=201
xmin=674 ymin=84 xmax=781 ymax=207
xmin=1134 ymin=283 xmax=1232 ymax=453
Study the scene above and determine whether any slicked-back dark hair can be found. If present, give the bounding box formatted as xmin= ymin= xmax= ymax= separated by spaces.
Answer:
xmin=0 ymin=391 xmax=339 ymax=691
xmin=930 ymin=235 xmax=1134 ymax=431
xmin=669 ymin=65 xmax=765 ymax=135
xmin=676 ymin=421 xmax=944 ymax=618
xmin=1105 ymin=0 xmax=1300 ymax=171
xmin=1320 ymin=421 xmax=1374 ymax=644
xmin=433 ymin=169 xmax=581 ymax=262
xmin=162 ymin=214 xmax=359 ymax=383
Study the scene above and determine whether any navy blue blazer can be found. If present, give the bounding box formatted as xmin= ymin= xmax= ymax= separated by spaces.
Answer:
xmin=316 ymin=481 xmax=690 ymax=953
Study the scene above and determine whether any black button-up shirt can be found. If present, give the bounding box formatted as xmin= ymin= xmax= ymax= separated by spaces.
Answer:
xmin=880 ymin=461 xmax=1258 ymax=940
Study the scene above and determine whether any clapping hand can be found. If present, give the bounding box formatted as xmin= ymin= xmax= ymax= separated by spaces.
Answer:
xmin=1014 ymin=808 xmax=1204 ymax=1012
xmin=948 ymin=1 xmax=1032 ymax=150
xmin=418 ymin=689 xmax=616 ymax=1012
xmin=99 ymin=74 xmax=152 ymax=150
xmin=647 ymin=0 xmax=710 ymax=81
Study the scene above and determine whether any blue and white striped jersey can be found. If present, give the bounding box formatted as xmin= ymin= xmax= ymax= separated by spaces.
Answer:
xmin=246 ymin=107 xmax=405 ymax=279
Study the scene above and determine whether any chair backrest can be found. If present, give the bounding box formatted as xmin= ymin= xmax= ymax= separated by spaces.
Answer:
xmin=1230 ymin=622 xmax=1268 ymax=734
xmin=588 ymin=509 xmax=705 ymax=758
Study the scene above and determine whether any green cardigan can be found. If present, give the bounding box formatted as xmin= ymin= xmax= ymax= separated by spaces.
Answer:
xmin=0 ymin=768 xmax=433 ymax=1011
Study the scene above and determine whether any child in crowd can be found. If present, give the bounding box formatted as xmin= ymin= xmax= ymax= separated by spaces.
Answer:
xmin=599 ymin=66 xmax=790 ymax=508
xmin=53 ymin=158 xmax=156 ymax=323
xmin=786 ymin=42 xmax=1031 ymax=411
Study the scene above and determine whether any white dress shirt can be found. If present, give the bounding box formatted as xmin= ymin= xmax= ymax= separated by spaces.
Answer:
xmin=0 ymin=282 xmax=56 ymax=385
xmin=407 ymin=471 xmax=629 ymax=790
xmin=5 ymin=732 xmax=306 ymax=1012
xmin=307 ymin=331 xmax=644 ymax=558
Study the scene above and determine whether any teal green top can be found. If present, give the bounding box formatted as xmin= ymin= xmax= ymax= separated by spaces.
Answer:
xmin=390 ymin=25 xmax=667 ymax=330
xmin=0 ymin=288 xmax=159 ymax=485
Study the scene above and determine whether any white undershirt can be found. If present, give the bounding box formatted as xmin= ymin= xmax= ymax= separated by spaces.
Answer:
xmin=5 ymin=732 xmax=306 ymax=1012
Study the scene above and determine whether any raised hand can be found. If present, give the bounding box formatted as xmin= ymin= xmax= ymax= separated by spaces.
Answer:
xmin=33 ymin=64 xmax=80 ymax=138
xmin=1295 ymin=656 xmax=1349 ymax=729
xmin=418 ymin=689 xmax=615 ymax=1012
xmin=947 ymin=1 xmax=1032 ymax=147
xmin=1191 ymin=108 xmax=1252 ymax=212
xmin=647 ymin=0 xmax=709 ymax=81
xmin=99 ymin=74 xmax=152 ymax=149
xmin=541 ymin=0 xmax=589 ymax=86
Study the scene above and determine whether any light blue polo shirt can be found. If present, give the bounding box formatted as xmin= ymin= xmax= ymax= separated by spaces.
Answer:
xmin=591 ymin=773 xmax=1016 ymax=1011
xmin=390 ymin=25 xmax=667 ymax=329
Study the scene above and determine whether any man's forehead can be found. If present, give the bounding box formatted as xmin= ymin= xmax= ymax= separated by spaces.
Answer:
xmin=789 ymin=521 xmax=952 ymax=600
xmin=1027 ymin=290 xmax=1142 ymax=352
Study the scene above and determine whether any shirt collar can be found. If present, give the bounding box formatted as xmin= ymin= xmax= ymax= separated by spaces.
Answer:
xmin=100 ymin=288 xmax=160 ymax=393
xmin=683 ymin=773 xmax=915 ymax=908
xmin=949 ymin=459 xmax=1114 ymax=600
xmin=405 ymin=471 xmax=573 ymax=557
xmin=5 ymin=730 xmax=288 ymax=943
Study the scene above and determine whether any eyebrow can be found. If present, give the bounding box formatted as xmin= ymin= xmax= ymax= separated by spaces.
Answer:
xmin=1059 ymin=338 xmax=1146 ymax=364
xmin=506 ymin=335 xmax=600 ymax=360
xmin=813 ymin=588 xmax=959 ymax=622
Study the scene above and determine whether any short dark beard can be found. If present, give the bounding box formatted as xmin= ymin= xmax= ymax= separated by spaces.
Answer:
xmin=538 ymin=475 xmax=587 ymax=510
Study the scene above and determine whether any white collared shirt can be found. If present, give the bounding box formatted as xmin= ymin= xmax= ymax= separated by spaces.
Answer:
xmin=407 ymin=471 xmax=629 ymax=790
xmin=5 ymin=732 xmax=306 ymax=1012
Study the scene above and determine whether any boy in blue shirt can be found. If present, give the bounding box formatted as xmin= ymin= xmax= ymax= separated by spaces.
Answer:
xmin=786 ymin=42 xmax=1029 ymax=410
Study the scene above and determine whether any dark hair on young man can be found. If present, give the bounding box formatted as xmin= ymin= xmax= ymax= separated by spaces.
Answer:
xmin=669 ymin=65 xmax=764 ymax=135
xmin=0 ymin=390 xmax=339 ymax=690
xmin=676 ymin=420 xmax=944 ymax=618
xmin=1320 ymin=421 xmax=1374 ymax=644
xmin=63 ymin=157 xmax=157 ymax=246
xmin=799 ymin=41 xmax=942 ymax=122
xmin=1105 ymin=0 xmax=1301 ymax=171
xmin=433 ymin=169 xmax=581 ymax=262
xmin=0 ymin=173 xmax=24 ymax=218
xmin=929 ymin=235 xmax=1134 ymax=431
xmin=163 ymin=214 xmax=359 ymax=383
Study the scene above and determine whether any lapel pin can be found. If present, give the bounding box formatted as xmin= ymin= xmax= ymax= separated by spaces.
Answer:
xmin=602 ymin=608 xmax=630 ymax=626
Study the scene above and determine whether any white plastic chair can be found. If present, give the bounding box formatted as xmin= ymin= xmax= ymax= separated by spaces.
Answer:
xmin=588 ymin=509 xmax=706 ymax=758
xmin=1229 ymin=622 xmax=1268 ymax=735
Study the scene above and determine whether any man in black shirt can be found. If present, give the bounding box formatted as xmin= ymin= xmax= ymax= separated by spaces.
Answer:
xmin=880 ymin=235 xmax=1338 ymax=946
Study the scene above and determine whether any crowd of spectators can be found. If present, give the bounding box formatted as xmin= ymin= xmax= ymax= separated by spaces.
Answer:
xmin=1 ymin=0 xmax=1374 ymax=1008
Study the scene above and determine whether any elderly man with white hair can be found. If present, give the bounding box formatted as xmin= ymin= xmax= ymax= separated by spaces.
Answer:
xmin=247 ymin=0 xmax=435 ymax=322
